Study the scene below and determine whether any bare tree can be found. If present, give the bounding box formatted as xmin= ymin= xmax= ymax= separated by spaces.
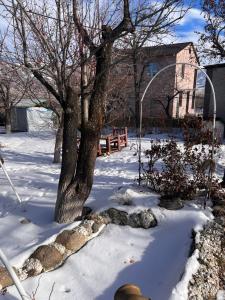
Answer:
xmin=198 ymin=0 xmax=225 ymax=59
xmin=1 ymin=0 xmax=135 ymax=223
xmin=0 ymin=0 xmax=189 ymax=223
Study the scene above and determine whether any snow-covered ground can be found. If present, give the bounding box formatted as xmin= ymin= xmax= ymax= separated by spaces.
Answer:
xmin=0 ymin=132 xmax=221 ymax=300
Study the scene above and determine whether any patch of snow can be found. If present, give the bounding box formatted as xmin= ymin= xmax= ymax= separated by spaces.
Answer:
xmin=217 ymin=290 xmax=225 ymax=300
xmin=169 ymin=249 xmax=200 ymax=300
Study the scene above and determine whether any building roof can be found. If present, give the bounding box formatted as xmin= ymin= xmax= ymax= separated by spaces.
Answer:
xmin=141 ymin=42 xmax=193 ymax=57
xmin=15 ymin=98 xmax=46 ymax=108
xmin=204 ymin=63 xmax=225 ymax=69
xmin=115 ymin=41 xmax=199 ymax=63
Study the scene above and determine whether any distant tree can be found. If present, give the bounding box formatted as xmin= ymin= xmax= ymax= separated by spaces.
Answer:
xmin=0 ymin=35 xmax=32 ymax=133
xmin=198 ymin=0 xmax=225 ymax=59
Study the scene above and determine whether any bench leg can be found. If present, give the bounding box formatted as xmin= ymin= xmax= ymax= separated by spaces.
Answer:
xmin=106 ymin=137 xmax=111 ymax=153
xmin=118 ymin=135 xmax=121 ymax=151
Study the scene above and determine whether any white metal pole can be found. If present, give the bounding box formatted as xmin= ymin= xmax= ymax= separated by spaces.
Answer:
xmin=0 ymin=248 xmax=29 ymax=300
xmin=138 ymin=62 xmax=216 ymax=185
xmin=0 ymin=160 xmax=22 ymax=203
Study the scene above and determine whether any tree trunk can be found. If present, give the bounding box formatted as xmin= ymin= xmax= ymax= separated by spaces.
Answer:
xmin=55 ymin=127 xmax=100 ymax=223
xmin=53 ymin=115 xmax=63 ymax=163
xmin=54 ymin=87 xmax=79 ymax=221
xmin=5 ymin=108 xmax=11 ymax=134
xmin=55 ymin=42 xmax=112 ymax=224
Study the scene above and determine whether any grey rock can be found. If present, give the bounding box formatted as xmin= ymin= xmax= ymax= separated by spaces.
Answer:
xmin=128 ymin=209 xmax=157 ymax=229
xmin=101 ymin=208 xmax=129 ymax=226
xmin=159 ymin=197 xmax=184 ymax=210
xmin=101 ymin=208 xmax=157 ymax=229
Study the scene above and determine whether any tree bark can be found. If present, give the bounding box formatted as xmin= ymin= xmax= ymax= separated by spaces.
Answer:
xmin=54 ymin=87 xmax=78 ymax=221
xmin=55 ymin=43 xmax=112 ymax=224
xmin=53 ymin=115 xmax=63 ymax=163
xmin=5 ymin=108 xmax=11 ymax=134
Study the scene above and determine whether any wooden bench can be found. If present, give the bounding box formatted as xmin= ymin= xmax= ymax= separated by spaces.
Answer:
xmin=98 ymin=127 xmax=128 ymax=155
xmin=77 ymin=127 xmax=128 ymax=156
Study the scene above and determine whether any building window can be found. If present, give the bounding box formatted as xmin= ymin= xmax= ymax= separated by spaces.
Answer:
xmin=192 ymin=93 xmax=195 ymax=109
xmin=147 ymin=63 xmax=158 ymax=77
xmin=179 ymin=91 xmax=183 ymax=107
xmin=186 ymin=91 xmax=190 ymax=113
xmin=181 ymin=64 xmax=185 ymax=78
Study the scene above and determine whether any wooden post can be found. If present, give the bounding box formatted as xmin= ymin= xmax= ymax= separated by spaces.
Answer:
xmin=118 ymin=134 xmax=121 ymax=151
xmin=125 ymin=127 xmax=128 ymax=147
xmin=97 ymin=141 xmax=102 ymax=156
xmin=106 ymin=136 xmax=111 ymax=153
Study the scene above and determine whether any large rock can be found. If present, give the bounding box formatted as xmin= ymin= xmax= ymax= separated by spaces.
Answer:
xmin=159 ymin=197 xmax=184 ymax=210
xmin=30 ymin=244 xmax=63 ymax=272
xmin=0 ymin=267 xmax=14 ymax=289
xmin=101 ymin=208 xmax=129 ymax=226
xmin=128 ymin=209 xmax=157 ymax=229
xmin=101 ymin=208 xmax=157 ymax=229
xmin=56 ymin=229 xmax=88 ymax=252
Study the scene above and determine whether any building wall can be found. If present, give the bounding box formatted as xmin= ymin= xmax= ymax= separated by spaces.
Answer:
xmin=108 ymin=44 xmax=198 ymax=125
xmin=175 ymin=45 xmax=198 ymax=118
xmin=204 ymin=66 xmax=225 ymax=123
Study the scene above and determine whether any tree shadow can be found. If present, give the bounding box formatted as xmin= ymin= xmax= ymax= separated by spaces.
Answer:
xmin=95 ymin=212 xmax=200 ymax=300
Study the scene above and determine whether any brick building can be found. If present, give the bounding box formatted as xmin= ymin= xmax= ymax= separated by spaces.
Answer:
xmin=109 ymin=42 xmax=199 ymax=125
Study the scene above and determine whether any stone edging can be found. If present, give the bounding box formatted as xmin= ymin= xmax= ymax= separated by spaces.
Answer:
xmin=0 ymin=215 xmax=106 ymax=290
xmin=188 ymin=220 xmax=225 ymax=299
xmin=0 ymin=208 xmax=157 ymax=291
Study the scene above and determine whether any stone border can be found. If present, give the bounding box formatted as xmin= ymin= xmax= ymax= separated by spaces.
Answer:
xmin=0 ymin=215 xmax=106 ymax=290
xmin=188 ymin=221 xmax=225 ymax=299
xmin=0 ymin=208 xmax=157 ymax=291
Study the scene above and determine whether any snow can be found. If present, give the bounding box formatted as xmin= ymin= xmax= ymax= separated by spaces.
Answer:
xmin=169 ymin=249 xmax=200 ymax=300
xmin=0 ymin=132 xmax=219 ymax=300
xmin=217 ymin=290 xmax=225 ymax=300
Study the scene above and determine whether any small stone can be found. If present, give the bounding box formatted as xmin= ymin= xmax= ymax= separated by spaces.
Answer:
xmin=92 ymin=222 xmax=102 ymax=233
xmin=20 ymin=218 xmax=31 ymax=224
xmin=23 ymin=258 xmax=43 ymax=277
xmin=87 ymin=213 xmax=110 ymax=225
xmin=82 ymin=206 xmax=92 ymax=217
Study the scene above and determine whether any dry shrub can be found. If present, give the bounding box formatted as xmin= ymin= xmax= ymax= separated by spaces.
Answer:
xmin=141 ymin=118 xmax=221 ymax=200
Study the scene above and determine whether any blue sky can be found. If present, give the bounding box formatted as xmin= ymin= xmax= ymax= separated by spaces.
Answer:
xmin=174 ymin=1 xmax=205 ymax=44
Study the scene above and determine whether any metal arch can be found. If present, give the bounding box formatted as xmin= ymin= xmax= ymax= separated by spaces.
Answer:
xmin=138 ymin=62 xmax=217 ymax=185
